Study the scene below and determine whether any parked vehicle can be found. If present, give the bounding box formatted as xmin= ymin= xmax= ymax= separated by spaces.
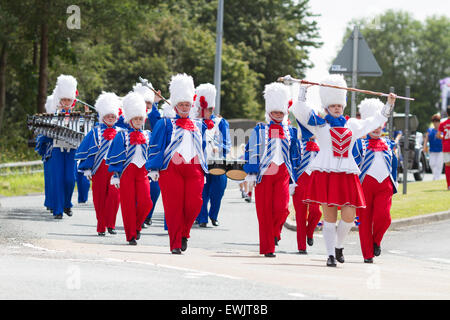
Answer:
xmin=390 ymin=113 xmax=429 ymax=181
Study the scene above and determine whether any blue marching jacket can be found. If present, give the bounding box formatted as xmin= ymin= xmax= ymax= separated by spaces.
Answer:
xmin=352 ymin=136 xmax=398 ymax=194
xmin=244 ymin=121 xmax=300 ymax=184
xmin=35 ymin=134 xmax=53 ymax=162
xmin=145 ymin=116 xmax=208 ymax=173
xmin=75 ymin=123 xmax=122 ymax=175
xmin=105 ymin=127 xmax=152 ymax=177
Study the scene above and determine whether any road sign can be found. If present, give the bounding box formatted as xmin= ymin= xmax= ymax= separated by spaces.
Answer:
xmin=329 ymin=26 xmax=382 ymax=117
xmin=329 ymin=28 xmax=382 ymax=76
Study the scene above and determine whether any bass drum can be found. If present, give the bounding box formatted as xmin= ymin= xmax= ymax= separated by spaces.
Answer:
xmin=208 ymin=158 xmax=227 ymax=176
xmin=225 ymin=159 xmax=247 ymax=181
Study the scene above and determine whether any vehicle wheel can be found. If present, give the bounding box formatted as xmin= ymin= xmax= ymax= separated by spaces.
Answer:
xmin=413 ymin=154 xmax=426 ymax=181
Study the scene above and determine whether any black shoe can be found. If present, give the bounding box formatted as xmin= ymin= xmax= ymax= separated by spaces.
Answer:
xmin=211 ymin=219 xmax=219 ymax=227
xmin=181 ymin=237 xmax=188 ymax=251
xmin=98 ymin=232 xmax=106 ymax=236
xmin=136 ymin=231 xmax=141 ymax=240
xmin=107 ymin=228 xmax=116 ymax=235
xmin=63 ymin=208 xmax=72 ymax=217
xmin=373 ymin=243 xmax=381 ymax=257
xmin=245 ymin=196 xmax=251 ymax=203
xmin=141 ymin=223 xmax=148 ymax=229
xmin=307 ymin=237 xmax=314 ymax=246
xmin=129 ymin=238 xmax=137 ymax=245
xmin=199 ymin=223 xmax=207 ymax=228
xmin=327 ymin=255 xmax=337 ymax=267
xmin=241 ymin=191 xmax=246 ymax=198
xmin=264 ymin=253 xmax=276 ymax=257
xmin=364 ymin=258 xmax=374 ymax=263
xmin=335 ymin=248 xmax=345 ymax=263
xmin=298 ymin=250 xmax=307 ymax=255
xmin=171 ymin=248 xmax=182 ymax=254
xmin=144 ymin=218 xmax=152 ymax=226
xmin=54 ymin=214 xmax=63 ymax=219
xmin=274 ymin=237 xmax=279 ymax=246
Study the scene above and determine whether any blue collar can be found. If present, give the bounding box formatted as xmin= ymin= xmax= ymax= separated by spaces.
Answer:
xmin=325 ymin=114 xmax=347 ymax=127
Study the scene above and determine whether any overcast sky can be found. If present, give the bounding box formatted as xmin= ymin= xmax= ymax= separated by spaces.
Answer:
xmin=302 ymin=0 xmax=450 ymax=106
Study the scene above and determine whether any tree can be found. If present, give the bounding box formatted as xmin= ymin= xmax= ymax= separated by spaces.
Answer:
xmin=339 ymin=10 xmax=450 ymax=131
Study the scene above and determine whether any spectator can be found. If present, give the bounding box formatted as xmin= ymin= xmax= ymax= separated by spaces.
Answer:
xmin=423 ymin=114 xmax=443 ymax=180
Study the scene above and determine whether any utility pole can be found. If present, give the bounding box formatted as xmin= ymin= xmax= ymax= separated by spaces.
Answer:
xmin=213 ymin=0 xmax=224 ymax=115
xmin=350 ymin=25 xmax=359 ymax=118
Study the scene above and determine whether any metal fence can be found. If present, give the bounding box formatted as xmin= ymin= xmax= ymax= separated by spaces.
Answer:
xmin=0 ymin=160 xmax=43 ymax=176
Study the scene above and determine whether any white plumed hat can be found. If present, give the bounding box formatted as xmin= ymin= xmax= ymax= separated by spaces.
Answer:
xmin=194 ymin=83 xmax=216 ymax=110
xmin=95 ymin=92 xmax=121 ymax=122
xmin=121 ymin=92 xmax=146 ymax=123
xmin=319 ymin=74 xmax=347 ymax=109
xmin=358 ymin=98 xmax=384 ymax=120
xmin=169 ymin=73 xmax=195 ymax=107
xmin=54 ymin=74 xmax=77 ymax=101
xmin=45 ymin=94 xmax=56 ymax=114
xmin=264 ymin=82 xmax=291 ymax=115
xmin=133 ymin=82 xmax=155 ymax=103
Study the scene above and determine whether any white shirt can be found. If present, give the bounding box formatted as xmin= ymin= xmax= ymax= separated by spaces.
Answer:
xmin=366 ymin=151 xmax=390 ymax=183
xmin=175 ymin=130 xmax=199 ymax=163
xmin=131 ymin=144 xmax=146 ymax=168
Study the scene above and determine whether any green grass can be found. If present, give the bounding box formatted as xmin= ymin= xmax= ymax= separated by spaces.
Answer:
xmin=391 ymin=180 xmax=450 ymax=219
xmin=0 ymin=172 xmax=45 ymax=197
xmin=289 ymin=179 xmax=450 ymax=221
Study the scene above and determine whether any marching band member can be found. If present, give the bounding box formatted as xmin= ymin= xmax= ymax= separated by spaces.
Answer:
xmin=244 ymin=82 xmax=300 ymax=257
xmin=353 ymin=98 xmax=398 ymax=263
xmin=35 ymin=94 xmax=56 ymax=213
xmin=292 ymin=122 xmax=322 ymax=254
xmin=76 ymin=92 xmax=122 ymax=236
xmin=106 ymin=92 xmax=153 ymax=245
xmin=47 ymin=75 xmax=79 ymax=219
xmin=423 ymin=114 xmax=443 ymax=181
xmin=290 ymin=74 xmax=397 ymax=267
xmin=194 ymin=83 xmax=231 ymax=228
xmin=134 ymin=80 xmax=163 ymax=227
xmin=146 ymin=73 xmax=208 ymax=254
xmin=437 ymin=107 xmax=450 ymax=190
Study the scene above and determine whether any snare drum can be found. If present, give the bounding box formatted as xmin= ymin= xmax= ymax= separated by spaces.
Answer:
xmin=225 ymin=159 xmax=247 ymax=181
xmin=208 ymin=158 xmax=227 ymax=176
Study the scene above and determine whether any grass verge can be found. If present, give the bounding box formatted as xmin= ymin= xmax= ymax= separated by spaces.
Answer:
xmin=0 ymin=172 xmax=45 ymax=197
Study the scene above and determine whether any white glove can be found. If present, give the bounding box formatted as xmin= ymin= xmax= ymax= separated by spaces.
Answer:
xmin=147 ymin=170 xmax=160 ymax=182
xmin=110 ymin=176 xmax=120 ymax=188
xmin=289 ymin=183 xmax=297 ymax=196
xmin=83 ymin=170 xmax=92 ymax=180
xmin=245 ymin=174 xmax=257 ymax=189
xmin=298 ymin=85 xmax=308 ymax=102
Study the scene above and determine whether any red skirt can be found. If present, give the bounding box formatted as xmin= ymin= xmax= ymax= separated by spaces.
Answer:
xmin=303 ymin=171 xmax=366 ymax=208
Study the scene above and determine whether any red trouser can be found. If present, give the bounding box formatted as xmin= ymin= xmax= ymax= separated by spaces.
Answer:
xmin=92 ymin=160 xmax=120 ymax=233
xmin=158 ymin=154 xmax=204 ymax=251
xmin=357 ymin=175 xmax=393 ymax=259
xmin=119 ymin=163 xmax=152 ymax=242
xmin=293 ymin=172 xmax=322 ymax=251
xmin=255 ymin=163 xmax=290 ymax=254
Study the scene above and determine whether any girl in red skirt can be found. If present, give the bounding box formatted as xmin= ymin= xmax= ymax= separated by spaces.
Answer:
xmin=290 ymin=74 xmax=397 ymax=267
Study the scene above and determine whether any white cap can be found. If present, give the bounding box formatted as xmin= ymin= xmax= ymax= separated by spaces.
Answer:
xmin=122 ymin=92 xmax=146 ymax=123
xmin=95 ymin=92 xmax=121 ymax=122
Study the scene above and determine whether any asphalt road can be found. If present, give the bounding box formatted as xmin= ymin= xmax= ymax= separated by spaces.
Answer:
xmin=0 ymin=176 xmax=449 ymax=301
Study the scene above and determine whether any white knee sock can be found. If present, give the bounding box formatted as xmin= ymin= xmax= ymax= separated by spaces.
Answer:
xmin=322 ymin=221 xmax=336 ymax=257
xmin=336 ymin=220 xmax=354 ymax=249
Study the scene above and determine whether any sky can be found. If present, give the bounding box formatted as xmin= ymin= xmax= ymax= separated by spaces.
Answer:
xmin=302 ymin=0 xmax=450 ymax=107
